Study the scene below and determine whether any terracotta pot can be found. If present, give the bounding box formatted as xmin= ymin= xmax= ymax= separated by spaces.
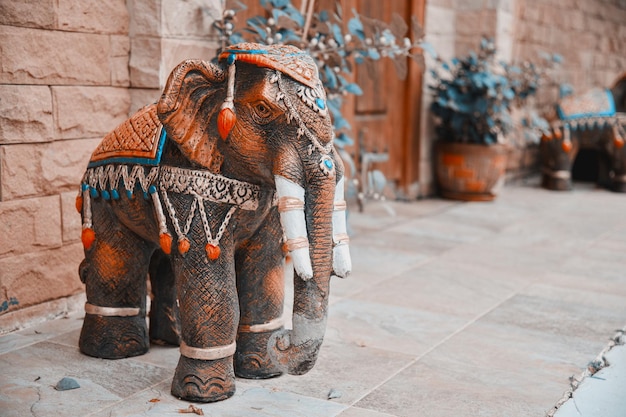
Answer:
xmin=435 ymin=142 xmax=508 ymax=201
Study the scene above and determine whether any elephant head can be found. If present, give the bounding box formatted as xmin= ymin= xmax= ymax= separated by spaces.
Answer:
xmin=156 ymin=43 xmax=351 ymax=375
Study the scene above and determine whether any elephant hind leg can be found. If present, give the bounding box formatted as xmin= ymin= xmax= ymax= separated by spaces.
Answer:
xmin=148 ymin=250 xmax=181 ymax=345
xmin=79 ymin=216 xmax=153 ymax=359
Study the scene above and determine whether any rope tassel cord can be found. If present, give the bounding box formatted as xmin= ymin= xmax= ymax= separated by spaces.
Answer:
xmin=218 ymin=54 xmax=237 ymax=140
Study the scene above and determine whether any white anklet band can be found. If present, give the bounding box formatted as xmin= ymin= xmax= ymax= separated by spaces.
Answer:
xmin=85 ymin=302 xmax=140 ymax=317
xmin=179 ymin=341 xmax=237 ymax=361
xmin=238 ymin=317 xmax=284 ymax=333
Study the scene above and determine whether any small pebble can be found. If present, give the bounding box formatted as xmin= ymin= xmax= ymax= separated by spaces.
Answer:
xmin=328 ymin=388 xmax=342 ymax=399
xmin=55 ymin=377 xmax=80 ymax=391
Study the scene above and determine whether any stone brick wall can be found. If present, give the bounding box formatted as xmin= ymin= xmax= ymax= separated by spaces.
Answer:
xmin=0 ymin=0 xmax=131 ymax=330
xmin=0 ymin=0 xmax=220 ymax=331
xmin=515 ymin=0 xmax=626 ymax=104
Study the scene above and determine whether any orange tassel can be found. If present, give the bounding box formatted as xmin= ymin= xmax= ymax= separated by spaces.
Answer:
xmin=81 ymin=228 xmax=96 ymax=250
xmin=159 ymin=233 xmax=172 ymax=254
xmin=205 ymin=243 xmax=221 ymax=260
xmin=218 ymin=107 xmax=236 ymax=140
xmin=75 ymin=195 xmax=83 ymax=213
xmin=178 ymin=238 xmax=190 ymax=255
xmin=561 ymin=141 xmax=573 ymax=153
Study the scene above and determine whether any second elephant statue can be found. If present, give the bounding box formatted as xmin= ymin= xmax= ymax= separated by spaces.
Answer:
xmin=76 ymin=43 xmax=352 ymax=402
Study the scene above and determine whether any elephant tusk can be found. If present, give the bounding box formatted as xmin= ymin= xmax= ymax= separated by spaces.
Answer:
xmin=332 ymin=177 xmax=352 ymax=278
xmin=274 ymin=175 xmax=313 ymax=280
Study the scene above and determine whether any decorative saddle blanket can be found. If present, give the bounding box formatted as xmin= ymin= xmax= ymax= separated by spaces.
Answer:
xmin=557 ymin=88 xmax=615 ymax=121
xmin=88 ymin=104 xmax=166 ymax=167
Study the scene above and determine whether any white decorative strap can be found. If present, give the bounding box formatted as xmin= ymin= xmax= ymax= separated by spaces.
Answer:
xmin=84 ymin=302 xmax=140 ymax=317
xmin=333 ymin=233 xmax=350 ymax=246
xmin=238 ymin=317 xmax=284 ymax=333
xmin=334 ymin=200 xmax=347 ymax=211
xmin=278 ymin=196 xmax=305 ymax=212
xmin=179 ymin=341 xmax=237 ymax=361
xmin=542 ymin=168 xmax=571 ymax=179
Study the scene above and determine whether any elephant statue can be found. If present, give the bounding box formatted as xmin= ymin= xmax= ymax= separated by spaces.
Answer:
xmin=76 ymin=42 xmax=352 ymax=403
xmin=540 ymin=74 xmax=626 ymax=191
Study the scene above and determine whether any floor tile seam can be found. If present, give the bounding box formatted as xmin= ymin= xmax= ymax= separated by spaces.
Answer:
xmin=84 ymin=377 xmax=174 ymax=417
xmin=334 ymin=256 xmax=438 ymax=302
xmin=0 ymin=341 xmax=39 ymax=356
xmin=347 ymin=289 xmax=521 ymax=407
xmin=351 ymin=200 xmax=463 ymax=237
xmin=0 ymin=335 xmax=61 ymax=357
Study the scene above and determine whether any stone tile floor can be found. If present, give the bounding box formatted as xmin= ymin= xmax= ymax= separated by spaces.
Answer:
xmin=1 ymin=180 xmax=625 ymax=416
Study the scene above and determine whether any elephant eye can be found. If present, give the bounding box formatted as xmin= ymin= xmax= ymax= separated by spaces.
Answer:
xmin=251 ymin=101 xmax=276 ymax=123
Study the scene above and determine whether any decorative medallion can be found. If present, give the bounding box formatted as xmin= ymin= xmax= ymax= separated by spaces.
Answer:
xmin=297 ymin=84 xmax=328 ymax=117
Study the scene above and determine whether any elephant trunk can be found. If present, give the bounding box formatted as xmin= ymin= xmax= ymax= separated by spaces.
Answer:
xmin=269 ymin=149 xmax=337 ymax=375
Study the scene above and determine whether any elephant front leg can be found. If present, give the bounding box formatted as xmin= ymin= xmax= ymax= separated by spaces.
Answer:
xmin=171 ymin=246 xmax=239 ymax=403
xmin=78 ymin=218 xmax=153 ymax=359
xmin=234 ymin=208 xmax=285 ymax=379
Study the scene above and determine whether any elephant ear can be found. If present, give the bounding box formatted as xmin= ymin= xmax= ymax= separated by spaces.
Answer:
xmin=157 ymin=59 xmax=227 ymax=170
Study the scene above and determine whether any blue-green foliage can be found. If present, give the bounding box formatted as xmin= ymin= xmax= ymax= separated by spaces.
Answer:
xmin=429 ymin=38 xmax=542 ymax=145
xmin=214 ymin=0 xmax=426 ymax=150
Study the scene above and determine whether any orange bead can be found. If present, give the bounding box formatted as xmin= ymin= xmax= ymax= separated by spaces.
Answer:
xmin=615 ymin=138 xmax=624 ymax=148
xmin=81 ymin=228 xmax=96 ymax=250
xmin=178 ymin=238 xmax=190 ymax=255
xmin=205 ymin=243 xmax=221 ymax=260
xmin=75 ymin=195 xmax=83 ymax=213
xmin=553 ymin=129 xmax=562 ymax=139
xmin=159 ymin=233 xmax=172 ymax=254
xmin=561 ymin=141 xmax=573 ymax=153
xmin=217 ymin=107 xmax=236 ymax=140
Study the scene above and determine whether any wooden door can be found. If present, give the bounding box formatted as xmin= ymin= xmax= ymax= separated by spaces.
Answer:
xmin=342 ymin=0 xmax=425 ymax=193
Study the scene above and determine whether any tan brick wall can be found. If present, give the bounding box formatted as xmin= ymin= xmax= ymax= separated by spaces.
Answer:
xmin=0 ymin=0 xmax=220 ymax=329
xmin=515 ymin=0 xmax=626 ymax=104
xmin=0 ymin=0 xmax=130 ymax=325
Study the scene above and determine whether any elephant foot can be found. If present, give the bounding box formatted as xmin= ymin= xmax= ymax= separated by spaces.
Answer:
xmin=79 ymin=313 xmax=149 ymax=359
xmin=235 ymin=330 xmax=283 ymax=379
xmin=542 ymin=174 xmax=572 ymax=191
xmin=611 ymin=179 xmax=626 ymax=193
xmin=171 ymin=355 xmax=236 ymax=402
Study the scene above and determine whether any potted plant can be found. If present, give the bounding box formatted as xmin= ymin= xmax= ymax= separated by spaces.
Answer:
xmin=429 ymin=38 xmax=543 ymax=201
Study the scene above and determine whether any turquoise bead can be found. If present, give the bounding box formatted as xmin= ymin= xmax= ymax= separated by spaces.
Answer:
xmin=149 ymin=185 xmax=157 ymax=194
xmin=102 ymin=190 xmax=110 ymax=200
xmin=126 ymin=189 xmax=134 ymax=199
xmin=90 ymin=187 xmax=99 ymax=198
xmin=111 ymin=189 xmax=120 ymax=200
xmin=316 ymin=98 xmax=326 ymax=110
xmin=324 ymin=159 xmax=333 ymax=169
